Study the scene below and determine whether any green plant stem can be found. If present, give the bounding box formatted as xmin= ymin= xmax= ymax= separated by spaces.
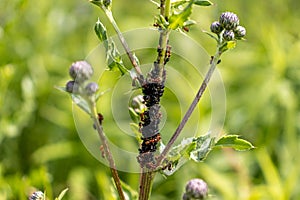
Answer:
xmin=164 ymin=0 xmax=171 ymax=18
xmin=154 ymin=0 xmax=171 ymax=78
xmin=156 ymin=48 xmax=223 ymax=167
xmin=155 ymin=30 xmax=170 ymax=78
xmin=138 ymin=170 xmax=156 ymax=200
xmin=102 ymin=7 xmax=144 ymax=83
xmin=138 ymin=1 xmax=171 ymax=199
xmin=89 ymin=101 xmax=125 ymax=200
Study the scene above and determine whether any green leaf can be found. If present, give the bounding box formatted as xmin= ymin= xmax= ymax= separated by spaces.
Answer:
xmin=193 ymin=0 xmax=213 ymax=6
xmin=55 ymin=188 xmax=69 ymax=200
xmin=130 ymin=123 xmax=142 ymax=143
xmin=149 ymin=0 xmax=160 ymax=7
xmin=106 ymin=42 xmax=129 ymax=75
xmin=89 ymin=0 xmax=103 ymax=8
xmin=128 ymin=107 xmax=139 ymax=123
xmin=94 ymin=19 xmax=108 ymax=49
xmin=203 ymin=30 xmax=218 ymax=42
xmin=154 ymin=15 xmax=169 ymax=29
xmin=214 ymin=135 xmax=255 ymax=151
xmin=171 ymin=0 xmax=188 ymax=8
xmin=55 ymin=86 xmax=92 ymax=114
xmin=183 ymin=20 xmax=197 ymax=27
xmin=95 ymin=88 xmax=110 ymax=102
xmin=55 ymin=86 xmax=68 ymax=93
xmin=160 ymin=137 xmax=195 ymax=175
xmin=161 ymin=133 xmax=214 ymax=176
xmin=168 ymin=2 xmax=193 ymax=30
xmin=107 ymin=60 xmax=128 ymax=75
xmin=190 ymin=133 xmax=215 ymax=162
xmin=71 ymin=94 xmax=91 ymax=115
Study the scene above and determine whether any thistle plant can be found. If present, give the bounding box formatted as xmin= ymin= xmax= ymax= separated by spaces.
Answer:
xmin=57 ymin=1 xmax=254 ymax=199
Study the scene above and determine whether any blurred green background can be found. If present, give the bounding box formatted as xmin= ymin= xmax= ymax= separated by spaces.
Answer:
xmin=1 ymin=0 xmax=300 ymax=199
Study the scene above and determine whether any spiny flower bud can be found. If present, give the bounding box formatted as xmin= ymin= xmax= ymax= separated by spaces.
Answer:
xmin=219 ymin=12 xmax=239 ymax=30
xmin=210 ymin=21 xmax=223 ymax=34
xmin=85 ymin=82 xmax=99 ymax=96
xmin=69 ymin=60 xmax=93 ymax=84
xmin=234 ymin=25 xmax=246 ymax=39
xmin=29 ymin=191 xmax=44 ymax=200
xmin=223 ymin=30 xmax=235 ymax=41
xmin=185 ymin=179 xmax=208 ymax=199
xmin=66 ymin=80 xmax=79 ymax=94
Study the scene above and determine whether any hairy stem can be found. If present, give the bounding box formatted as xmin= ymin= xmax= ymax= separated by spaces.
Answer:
xmin=90 ymin=102 xmax=125 ymax=200
xmin=102 ymin=7 xmax=144 ymax=83
xmin=157 ymin=49 xmax=222 ymax=166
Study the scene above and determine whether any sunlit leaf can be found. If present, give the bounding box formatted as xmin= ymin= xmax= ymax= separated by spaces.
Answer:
xmin=94 ymin=18 xmax=108 ymax=49
xmin=171 ymin=0 xmax=188 ymax=8
xmin=183 ymin=19 xmax=197 ymax=27
xmin=130 ymin=123 xmax=142 ymax=143
xmin=128 ymin=107 xmax=139 ymax=123
xmin=149 ymin=0 xmax=160 ymax=7
xmin=154 ymin=15 xmax=170 ymax=29
xmin=168 ymin=2 xmax=193 ymax=30
xmin=106 ymin=42 xmax=129 ymax=75
xmin=214 ymin=135 xmax=255 ymax=151
xmin=71 ymin=94 xmax=91 ymax=115
xmin=193 ymin=0 xmax=213 ymax=6
xmin=55 ymin=86 xmax=68 ymax=93
xmin=190 ymin=133 xmax=215 ymax=162
xmin=161 ymin=133 xmax=214 ymax=175
xmin=89 ymin=0 xmax=103 ymax=8
xmin=95 ymin=88 xmax=110 ymax=102
xmin=202 ymin=30 xmax=218 ymax=42
xmin=55 ymin=86 xmax=91 ymax=114
xmin=55 ymin=188 xmax=69 ymax=200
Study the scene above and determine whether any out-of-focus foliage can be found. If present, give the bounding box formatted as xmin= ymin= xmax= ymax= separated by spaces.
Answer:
xmin=0 ymin=0 xmax=300 ymax=199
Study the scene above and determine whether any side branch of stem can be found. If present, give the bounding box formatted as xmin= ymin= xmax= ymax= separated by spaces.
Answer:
xmin=90 ymin=103 xmax=125 ymax=200
xmin=103 ymin=8 xmax=144 ymax=84
xmin=156 ymin=50 xmax=222 ymax=166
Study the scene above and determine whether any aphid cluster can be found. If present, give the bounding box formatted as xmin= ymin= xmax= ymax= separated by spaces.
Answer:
xmin=164 ymin=45 xmax=172 ymax=65
xmin=137 ymin=81 xmax=165 ymax=167
xmin=142 ymin=83 xmax=164 ymax=108
xmin=137 ymin=37 xmax=171 ymax=168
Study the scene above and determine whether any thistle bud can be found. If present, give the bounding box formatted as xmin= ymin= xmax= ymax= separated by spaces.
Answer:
xmin=234 ymin=25 xmax=246 ymax=39
xmin=69 ymin=61 xmax=93 ymax=83
xmin=219 ymin=12 xmax=239 ymax=30
xmin=85 ymin=82 xmax=99 ymax=96
xmin=184 ymin=179 xmax=208 ymax=199
xmin=210 ymin=21 xmax=223 ymax=34
xmin=29 ymin=191 xmax=44 ymax=200
xmin=223 ymin=30 xmax=235 ymax=41
xmin=66 ymin=80 xmax=79 ymax=94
